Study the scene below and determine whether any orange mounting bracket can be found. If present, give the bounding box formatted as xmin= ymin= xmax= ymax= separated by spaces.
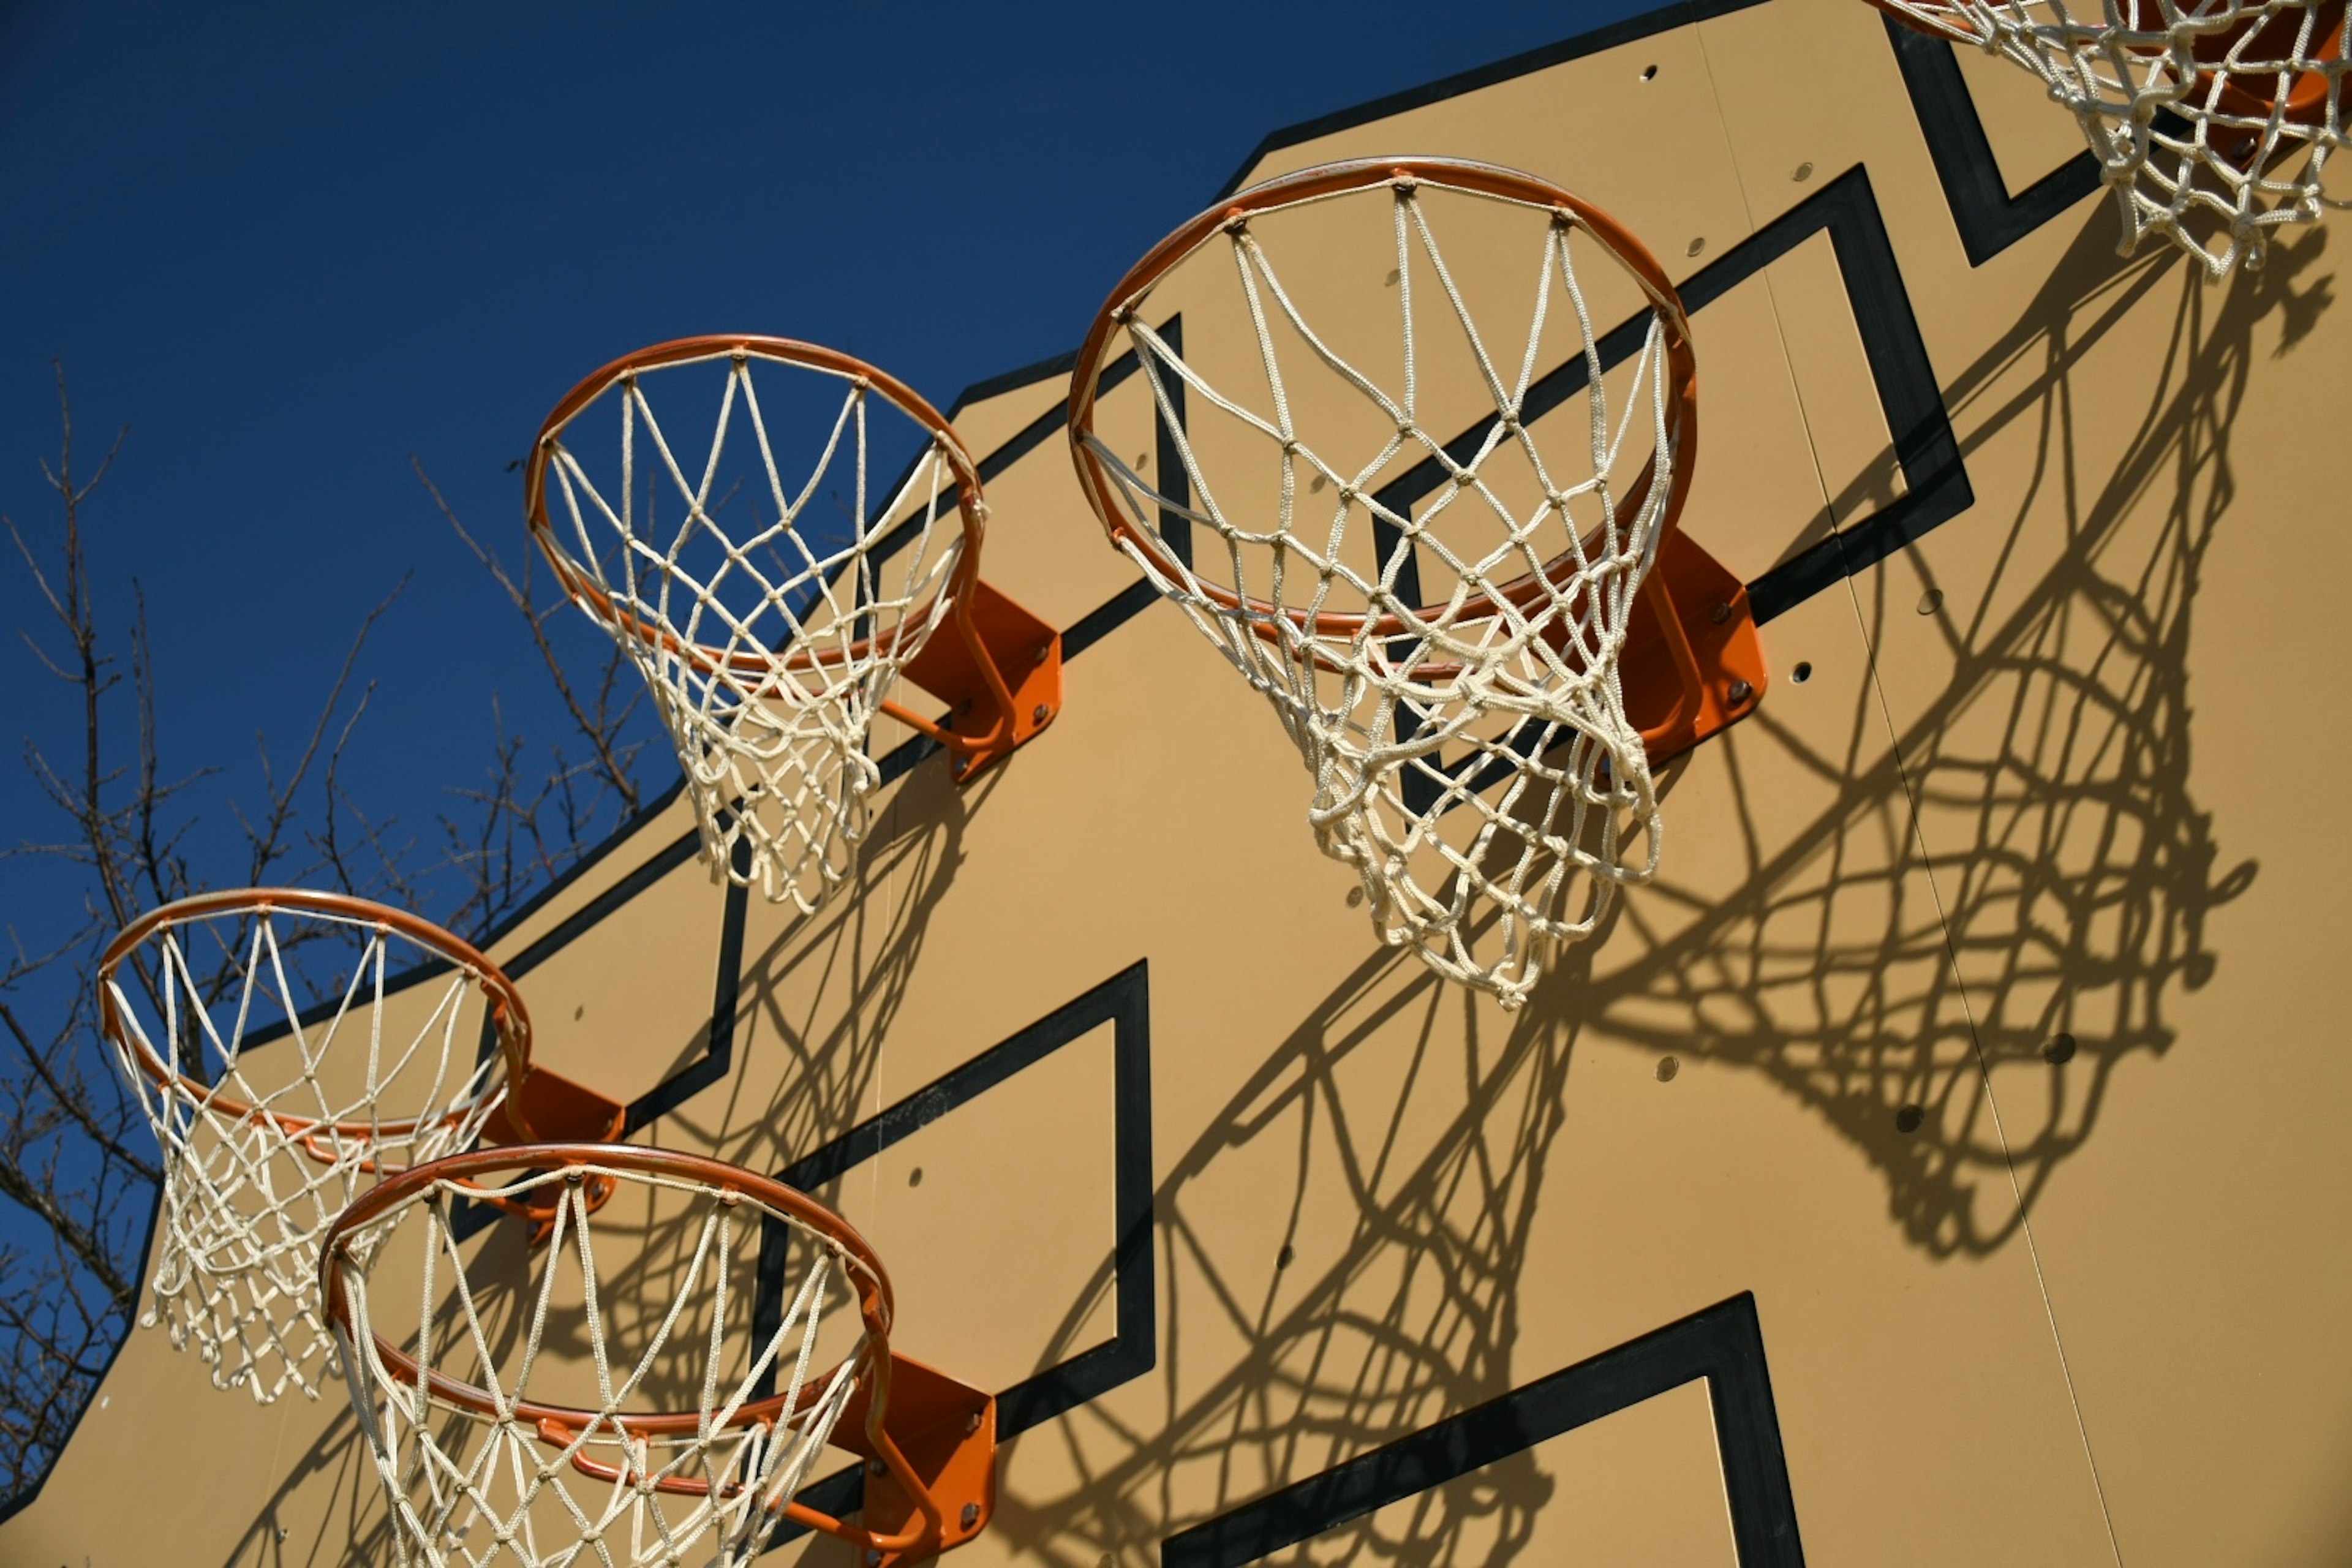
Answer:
xmin=892 ymin=578 xmax=1063 ymax=784
xmin=1615 ymin=527 xmax=1768 ymax=765
xmin=820 ymin=1353 xmax=998 ymax=1566
xmin=475 ymin=1068 xmax=628 ymax=1242
xmin=539 ymin=1352 xmax=997 ymax=1567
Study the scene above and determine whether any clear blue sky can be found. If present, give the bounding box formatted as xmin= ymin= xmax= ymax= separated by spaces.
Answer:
xmin=0 ymin=2 xmax=1651 ymax=938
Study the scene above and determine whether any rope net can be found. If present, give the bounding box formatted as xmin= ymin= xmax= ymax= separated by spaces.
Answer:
xmin=329 ymin=1159 xmax=870 ymax=1568
xmin=100 ymin=900 xmax=510 ymax=1403
xmin=533 ymin=344 xmax=976 ymax=914
xmin=1884 ymin=0 xmax=2350 ymax=274
xmin=1076 ymin=170 xmax=1688 ymax=1008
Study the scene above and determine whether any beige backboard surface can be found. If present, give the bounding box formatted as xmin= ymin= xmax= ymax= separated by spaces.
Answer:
xmin=9 ymin=1 xmax=2351 ymax=1562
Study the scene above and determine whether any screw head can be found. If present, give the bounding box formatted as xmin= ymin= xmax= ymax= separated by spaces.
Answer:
xmin=1031 ymin=703 xmax=1050 ymax=725
xmin=960 ymin=1503 xmax=981 ymax=1530
xmin=2041 ymin=1031 xmax=2078 ymax=1065
xmin=1894 ymin=1104 xmax=1925 ymax=1134
xmin=1727 ymin=679 xmax=1754 ymax=706
xmin=869 ymin=1459 xmax=887 ymax=1477
xmin=1708 ymin=600 xmax=1733 ymax=625
xmin=1656 ymin=1055 xmax=1679 ymax=1082
xmin=1793 ymin=160 xmax=1815 ymax=181
xmin=965 ymin=1410 xmax=983 ymax=1434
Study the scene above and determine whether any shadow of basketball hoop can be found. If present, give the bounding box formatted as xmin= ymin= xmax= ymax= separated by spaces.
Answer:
xmin=980 ymin=208 xmax=2325 ymax=1568
xmin=997 ymin=948 xmax=1570 ymax=1568
xmin=667 ymin=756 xmax=990 ymax=1181
xmin=1539 ymin=205 xmax=2323 ymax=1257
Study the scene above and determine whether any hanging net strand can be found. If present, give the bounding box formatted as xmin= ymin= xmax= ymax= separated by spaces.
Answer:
xmin=322 ymin=1147 xmax=931 ymax=1568
xmin=527 ymin=336 xmax=987 ymax=916
xmin=1068 ymin=158 xmax=1699 ymax=1009
xmin=1872 ymin=0 xmax=2351 ymax=274
xmin=97 ymin=889 xmax=527 ymax=1404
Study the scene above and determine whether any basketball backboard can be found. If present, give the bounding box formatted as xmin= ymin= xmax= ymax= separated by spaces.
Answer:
xmin=8 ymin=1 xmax=2349 ymax=1562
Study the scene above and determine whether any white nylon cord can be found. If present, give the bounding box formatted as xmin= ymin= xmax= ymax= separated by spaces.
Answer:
xmin=539 ymin=349 xmax=970 ymax=914
xmin=1085 ymin=176 xmax=1683 ymax=1007
xmin=107 ymin=905 xmax=508 ymax=1403
xmin=1882 ymin=0 xmax=2349 ymax=274
xmin=332 ymin=1162 xmax=868 ymax=1568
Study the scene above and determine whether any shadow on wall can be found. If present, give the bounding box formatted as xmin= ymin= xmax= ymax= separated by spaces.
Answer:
xmin=984 ymin=205 xmax=2327 ymax=1567
xmin=666 ymin=750 xmax=989 ymax=1178
xmin=215 ymin=207 xmax=2332 ymax=1568
xmin=1565 ymin=204 xmax=2316 ymax=1256
xmin=1005 ymin=949 xmax=1575 ymax=1568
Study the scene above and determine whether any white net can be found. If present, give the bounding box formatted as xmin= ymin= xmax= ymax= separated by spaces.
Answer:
xmin=99 ymin=895 xmax=512 ymax=1403
xmin=1074 ymin=167 xmax=1691 ymax=1008
xmin=1885 ymin=0 xmax=2350 ymax=274
xmin=532 ymin=342 xmax=978 ymax=914
xmin=329 ymin=1158 xmax=870 ymax=1568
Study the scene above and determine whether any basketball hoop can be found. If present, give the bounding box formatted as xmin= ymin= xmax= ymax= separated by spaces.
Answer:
xmin=99 ymin=889 xmax=623 ymax=1403
xmin=1870 ymin=0 xmax=2350 ymax=274
xmin=527 ymin=336 xmax=1063 ymax=916
xmin=320 ymin=1143 xmax=998 ymax=1568
xmin=1068 ymin=157 xmax=1762 ymax=1008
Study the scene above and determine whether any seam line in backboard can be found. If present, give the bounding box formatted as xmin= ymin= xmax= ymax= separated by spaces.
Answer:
xmin=1687 ymin=19 xmax=2124 ymax=1561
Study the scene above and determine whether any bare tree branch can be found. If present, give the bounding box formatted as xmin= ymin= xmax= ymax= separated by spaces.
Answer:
xmin=0 ymin=371 xmax=650 ymax=1501
xmin=417 ymin=458 xmax=643 ymax=815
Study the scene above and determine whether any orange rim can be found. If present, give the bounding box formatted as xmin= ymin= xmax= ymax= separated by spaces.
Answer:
xmin=524 ymin=334 xmax=987 ymax=684
xmin=1861 ymin=0 xmax=1986 ymax=45
xmin=2188 ymin=0 xmax=2348 ymax=126
xmin=1866 ymin=0 xmax=2348 ymax=123
xmin=319 ymin=1142 xmax=895 ymax=1436
xmin=97 ymin=887 xmax=530 ymax=1144
xmin=1066 ymin=156 xmax=1700 ymax=651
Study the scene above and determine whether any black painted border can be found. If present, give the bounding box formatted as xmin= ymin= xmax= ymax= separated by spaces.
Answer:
xmin=1880 ymin=18 xmax=2100 ymax=266
xmin=1160 ymin=1292 xmax=1803 ymax=1568
xmin=755 ymin=961 xmax=1156 ymax=1547
xmin=6 ymin=0 xmax=2110 ymax=1523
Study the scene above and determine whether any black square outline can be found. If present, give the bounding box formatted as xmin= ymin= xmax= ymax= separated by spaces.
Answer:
xmin=1879 ymin=18 xmax=2103 ymax=266
xmin=1159 ymin=1292 xmax=1803 ymax=1568
xmin=753 ymin=960 xmax=1156 ymax=1544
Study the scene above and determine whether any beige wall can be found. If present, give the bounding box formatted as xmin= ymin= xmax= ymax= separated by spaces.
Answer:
xmin=9 ymin=4 xmax=2348 ymax=1562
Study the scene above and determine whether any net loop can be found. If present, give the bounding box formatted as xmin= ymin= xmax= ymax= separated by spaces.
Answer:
xmin=322 ymin=1146 xmax=893 ymax=1568
xmin=1874 ymin=0 xmax=2350 ymax=274
xmin=1068 ymin=157 xmax=1699 ymax=1008
xmin=97 ymin=889 xmax=526 ymax=1403
xmin=527 ymin=336 xmax=987 ymax=914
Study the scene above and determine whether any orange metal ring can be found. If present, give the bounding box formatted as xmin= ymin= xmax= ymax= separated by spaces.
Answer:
xmin=524 ymin=334 xmax=984 ymax=683
xmin=97 ymin=886 xmax=532 ymax=1144
xmin=1066 ymin=156 xmax=1700 ymax=654
xmin=1861 ymin=0 xmax=1986 ymax=45
xmin=1866 ymin=0 xmax=2349 ymax=126
xmin=317 ymin=1140 xmax=947 ymax=1551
